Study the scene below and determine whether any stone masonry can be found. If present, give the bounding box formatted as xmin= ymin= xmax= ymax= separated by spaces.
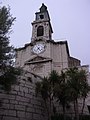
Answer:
xmin=0 ymin=71 xmax=48 ymax=120
xmin=0 ymin=68 xmax=89 ymax=120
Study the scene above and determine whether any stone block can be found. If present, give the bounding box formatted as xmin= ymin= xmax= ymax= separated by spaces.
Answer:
xmin=40 ymin=115 xmax=48 ymax=120
xmin=24 ymin=93 xmax=32 ymax=99
xmin=20 ymin=86 xmax=28 ymax=93
xmin=3 ymin=116 xmax=19 ymax=120
xmin=31 ymin=99 xmax=41 ymax=106
xmin=33 ymin=113 xmax=40 ymax=120
xmin=3 ymin=99 xmax=9 ymax=104
xmin=26 ymin=107 xmax=35 ymax=112
xmin=10 ymin=100 xmax=18 ymax=104
xmin=26 ymin=112 xmax=32 ymax=118
xmin=9 ymin=104 xmax=15 ymax=109
xmin=0 ymin=109 xmax=4 ymax=115
xmin=18 ymin=101 xmax=28 ymax=106
xmin=16 ymin=96 xmax=22 ymax=101
xmin=18 ymin=91 xmax=25 ymax=96
xmin=16 ymin=96 xmax=30 ymax=102
xmin=14 ymin=86 xmax=20 ymax=91
xmin=2 ymin=103 xmax=9 ymax=109
xmin=19 ymin=118 xmax=26 ymax=120
xmin=26 ymin=103 xmax=33 ymax=108
xmin=25 ymin=84 xmax=33 ymax=89
xmin=8 ymin=95 xmax=16 ymax=100
xmin=28 ymin=88 xmax=35 ymax=94
xmin=17 ymin=111 xmax=25 ymax=118
xmin=15 ymin=105 xmax=25 ymax=111
xmin=0 ymin=94 xmax=8 ymax=99
xmin=5 ymin=110 xmax=16 ymax=116
xmin=20 ymin=83 xmax=25 ymax=87
xmin=35 ymin=108 xmax=41 ymax=114
xmin=10 ymin=91 xmax=18 ymax=95
xmin=20 ymin=80 xmax=26 ymax=84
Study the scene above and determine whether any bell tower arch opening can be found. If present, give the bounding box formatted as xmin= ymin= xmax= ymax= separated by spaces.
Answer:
xmin=37 ymin=26 xmax=44 ymax=37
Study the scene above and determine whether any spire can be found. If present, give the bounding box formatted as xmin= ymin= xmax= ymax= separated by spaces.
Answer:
xmin=35 ymin=3 xmax=50 ymax=21
xmin=40 ymin=3 xmax=47 ymax=13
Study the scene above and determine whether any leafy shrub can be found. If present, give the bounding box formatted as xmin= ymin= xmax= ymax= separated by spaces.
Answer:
xmin=51 ymin=114 xmax=72 ymax=120
xmin=79 ymin=115 xmax=90 ymax=120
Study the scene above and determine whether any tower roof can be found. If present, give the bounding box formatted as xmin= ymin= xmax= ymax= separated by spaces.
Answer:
xmin=39 ymin=3 xmax=47 ymax=13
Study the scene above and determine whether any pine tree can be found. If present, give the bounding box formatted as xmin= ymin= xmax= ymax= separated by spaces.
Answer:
xmin=0 ymin=6 xmax=21 ymax=91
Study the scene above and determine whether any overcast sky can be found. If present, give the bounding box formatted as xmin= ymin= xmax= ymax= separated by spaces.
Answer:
xmin=1 ymin=0 xmax=90 ymax=66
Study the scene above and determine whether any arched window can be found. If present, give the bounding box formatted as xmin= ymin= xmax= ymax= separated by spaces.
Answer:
xmin=37 ymin=26 xmax=44 ymax=36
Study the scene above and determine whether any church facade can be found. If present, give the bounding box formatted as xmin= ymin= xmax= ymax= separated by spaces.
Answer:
xmin=0 ymin=4 xmax=90 ymax=120
xmin=15 ymin=3 xmax=80 ymax=77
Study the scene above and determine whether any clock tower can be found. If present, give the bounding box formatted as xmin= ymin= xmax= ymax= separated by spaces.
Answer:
xmin=15 ymin=4 xmax=80 ymax=77
xmin=31 ymin=3 xmax=53 ymax=42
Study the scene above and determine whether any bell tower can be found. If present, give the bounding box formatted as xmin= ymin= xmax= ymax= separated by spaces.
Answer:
xmin=31 ymin=3 xmax=53 ymax=42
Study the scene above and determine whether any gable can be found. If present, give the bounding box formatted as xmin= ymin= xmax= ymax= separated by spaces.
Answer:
xmin=25 ymin=55 xmax=52 ymax=65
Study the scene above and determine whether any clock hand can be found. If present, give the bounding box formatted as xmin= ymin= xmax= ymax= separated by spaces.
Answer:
xmin=37 ymin=47 xmax=41 ymax=51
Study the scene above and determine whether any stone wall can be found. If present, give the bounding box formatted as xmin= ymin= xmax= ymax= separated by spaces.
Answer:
xmin=0 ymin=71 xmax=48 ymax=120
xmin=0 ymin=70 xmax=89 ymax=120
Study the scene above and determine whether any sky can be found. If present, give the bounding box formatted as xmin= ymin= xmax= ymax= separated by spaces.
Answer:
xmin=1 ymin=0 xmax=90 ymax=66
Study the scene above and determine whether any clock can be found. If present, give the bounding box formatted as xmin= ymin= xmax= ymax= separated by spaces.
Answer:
xmin=32 ymin=44 xmax=45 ymax=54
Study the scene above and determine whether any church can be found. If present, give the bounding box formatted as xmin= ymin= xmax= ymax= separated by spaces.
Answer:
xmin=15 ymin=3 xmax=81 ymax=77
xmin=0 ymin=3 xmax=90 ymax=120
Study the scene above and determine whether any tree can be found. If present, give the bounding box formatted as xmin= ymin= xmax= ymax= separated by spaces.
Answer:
xmin=49 ymin=70 xmax=61 ymax=118
xmin=66 ymin=67 xmax=90 ymax=120
xmin=79 ymin=69 xmax=90 ymax=115
xmin=36 ymin=68 xmax=89 ymax=120
xmin=36 ymin=77 xmax=51 ymax=120
xmin=35 ymin=70 xmax=60 ymax=120
xmin=53 ymin=71 xmax=70 ymax=120
xmin=0 ymin=6 xmax=21 ymax=91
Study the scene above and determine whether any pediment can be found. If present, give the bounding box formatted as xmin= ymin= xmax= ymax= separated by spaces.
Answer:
xmin=25 ymin=55 xmax=52 ymax=64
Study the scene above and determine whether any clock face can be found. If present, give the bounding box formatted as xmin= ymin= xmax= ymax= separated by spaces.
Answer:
xmin=32 ymin=44 xmax=45 ymax=54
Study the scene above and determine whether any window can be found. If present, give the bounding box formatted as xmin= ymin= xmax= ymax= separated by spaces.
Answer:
xmin=40 ymin=15 xmax=44 ymax=19
xmin=37 ymin=26 xmax=44 ymax=36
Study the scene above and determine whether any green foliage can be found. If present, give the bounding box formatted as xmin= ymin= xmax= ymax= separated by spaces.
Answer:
xmin=54 ymin=71 xmax=69 ymax=104
xmin=49 ymin=70 xmax=60 ymax=85
xmin=0 ymin=66 xmax=21 ymax=91
xmin=66 ymin=67 xmax=89 ymax=101
xmin=35 ymin=68 xmax=90 ymax=120
xmin=51 ymin=114 xmax=72 ymax=120
xmin=36 ymin=70 xmax=60 ymax=101
xmin=65 ymin=67 xmax=90 ymax=120
xmin=51 ymin=114 xmax=90 ymax=120
xmin=0 ymin=6 xmax=21 ymax=91
xmin=0 ymin=6 xmax=15 ymax=35
xmin=0 ymin=6 xmax=15 ymax=67
xmin=35 ymin=70 xmax=60 ymax=120
xmin=35 ymin=77 xmax=49 ymax=100
xmin=79 ymin=115 xmax=90 ymax=120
